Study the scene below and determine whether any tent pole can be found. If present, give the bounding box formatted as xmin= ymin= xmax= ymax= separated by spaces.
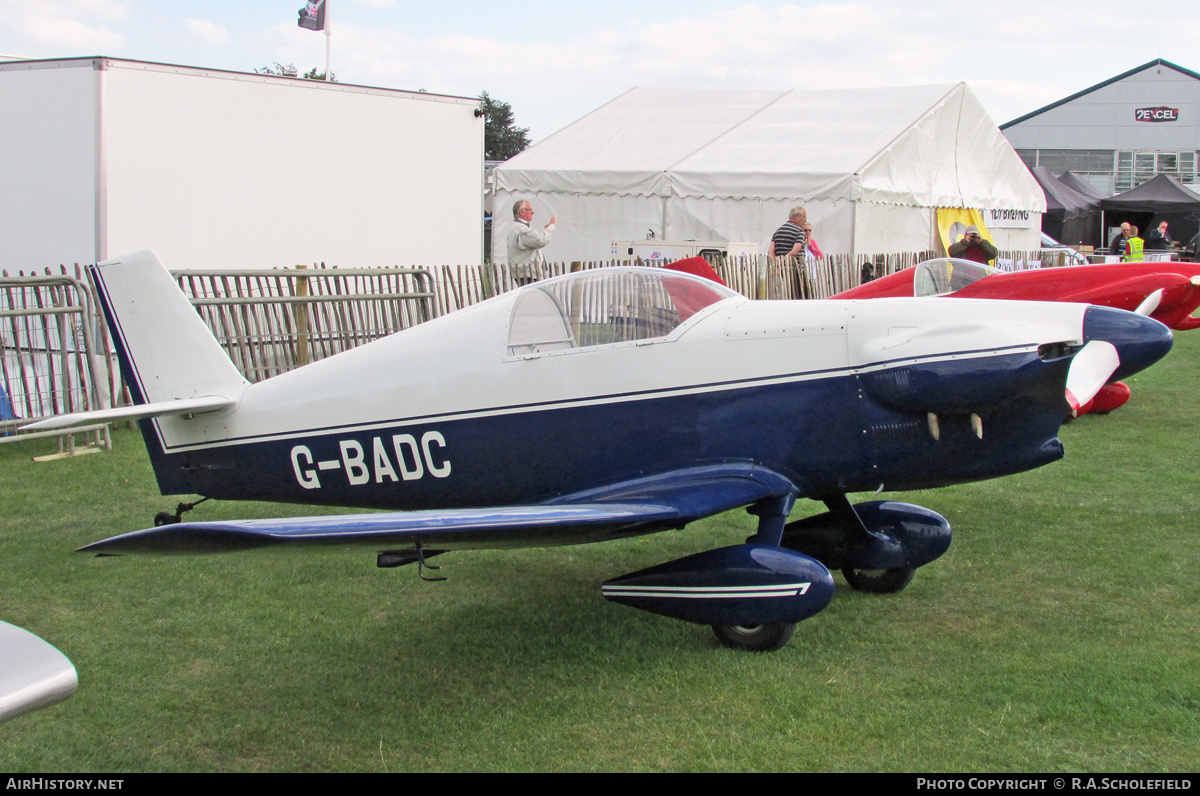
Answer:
xmin=850 ymin=201 xmax=858 ymax=264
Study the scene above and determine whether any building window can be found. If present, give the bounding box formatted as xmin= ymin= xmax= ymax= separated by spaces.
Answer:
xmin=1018 ymin=149 xmax=1116 ymax=175
xmin=1021 ymin=148 xmax=1199 ymax=193
xmin=1180 ymin=152 xmax=1196 ymax=184
xmin=1115 ymin=150 xmax=1197 ymax=191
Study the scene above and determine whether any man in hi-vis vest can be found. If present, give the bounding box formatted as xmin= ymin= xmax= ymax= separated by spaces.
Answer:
xmin=1124 ymin=226 xmax=1145 ymax=262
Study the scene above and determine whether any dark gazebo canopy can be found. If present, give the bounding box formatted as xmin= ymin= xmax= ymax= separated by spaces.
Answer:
xmin=1057 ymin=171 xmax=1108 ymax=202
xmin=1032 ymin=166 xmax=1100 ymax=218
xmin=1101 ymin=174 xmax=1200 ymax=213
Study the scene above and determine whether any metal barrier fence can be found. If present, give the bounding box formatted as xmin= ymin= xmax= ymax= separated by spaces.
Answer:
xmin=0 ymin=273 xmax=110 ymax=453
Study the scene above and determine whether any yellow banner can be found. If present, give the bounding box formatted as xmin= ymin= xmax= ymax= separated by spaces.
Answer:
xmin=937 ymin=208 xmax=992 ymax=254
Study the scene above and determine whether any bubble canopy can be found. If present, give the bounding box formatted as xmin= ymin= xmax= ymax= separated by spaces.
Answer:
xmin=913 ymin=258 xmax=999 ymax=297
xmin=507 ymin=267 xmax=742 ymax=356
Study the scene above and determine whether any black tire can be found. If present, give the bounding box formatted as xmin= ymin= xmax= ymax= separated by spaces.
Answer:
xmin=841 ymin=566 xmax=915 ymax=593
xmin=711 ymin=622 xmax=796 ymax=652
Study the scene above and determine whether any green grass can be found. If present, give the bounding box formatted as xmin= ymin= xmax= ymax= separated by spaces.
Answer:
xmin=1 ymin=333 xmax=1198 ymax=772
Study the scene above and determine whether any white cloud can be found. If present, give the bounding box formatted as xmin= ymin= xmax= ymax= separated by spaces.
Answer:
xmin=0 ymin=0 xmax=129 ymax=51
xmin=21 ymin=0 xmax=129 ymax=23
xmin=186 ymin=19 xmax=230 ymax=46
xmin=13 ymin=14 xmax=124 ymax=49
xmin=304 ymin=4 xmax=954 ymax=136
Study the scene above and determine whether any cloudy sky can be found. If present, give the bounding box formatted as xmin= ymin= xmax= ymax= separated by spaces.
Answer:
xmin=1 ymin=0 xmax=1195 ymax=143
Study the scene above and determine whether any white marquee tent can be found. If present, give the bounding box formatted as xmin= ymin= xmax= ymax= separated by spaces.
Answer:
xmin=493 ymin=83 xmax=1044 ymax=263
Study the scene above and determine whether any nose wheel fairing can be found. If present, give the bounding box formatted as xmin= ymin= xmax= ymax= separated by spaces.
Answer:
xmin=781 ymin=498 xmax=952 ymax=575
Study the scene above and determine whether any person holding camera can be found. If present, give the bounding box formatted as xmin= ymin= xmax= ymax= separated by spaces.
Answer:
xmin=1147 ymin=221 xmax=1172 ymax=251
xmin=948 ymin=225 xmax=998 ymax=265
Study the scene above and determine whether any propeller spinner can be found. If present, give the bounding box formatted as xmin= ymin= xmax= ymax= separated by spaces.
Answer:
xmin=1066 ymin=305 xmax=1174 ymax=416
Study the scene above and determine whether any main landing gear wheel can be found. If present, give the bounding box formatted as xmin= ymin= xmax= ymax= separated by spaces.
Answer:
xmin=711 ymin=622 xmax=796 ymax=652
xmin=842 ymin=566 xmax=915 ymax=594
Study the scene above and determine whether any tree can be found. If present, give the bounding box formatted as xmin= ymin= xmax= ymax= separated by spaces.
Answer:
xmin=254 ymin=63 xmax=337 ymax=82
xmin=255 ymin=62 xmax=297 ymax=77
xmin=479 ymin=91 xmax=530 ymax=161
xmin=302 ymin=66 xmax=337 ymax=82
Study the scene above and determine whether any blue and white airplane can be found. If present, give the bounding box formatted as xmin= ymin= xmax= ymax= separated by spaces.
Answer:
xmin=29 ymin=251 xmax=1173 ymax=651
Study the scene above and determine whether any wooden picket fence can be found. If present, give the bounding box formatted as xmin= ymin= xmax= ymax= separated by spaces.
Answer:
xmin=173 ymin=266 xmax=435 ymax=382
xmin=421 ymin=250 xmax=977 ymax=312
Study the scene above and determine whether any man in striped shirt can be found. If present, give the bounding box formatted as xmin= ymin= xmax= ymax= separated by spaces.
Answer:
xmin=769 ymin=206 xmax=808 ymax=258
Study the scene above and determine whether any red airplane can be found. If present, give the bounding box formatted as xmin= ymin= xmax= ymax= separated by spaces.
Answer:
xmin=833 ymin=258 xmax=1200 ymax=414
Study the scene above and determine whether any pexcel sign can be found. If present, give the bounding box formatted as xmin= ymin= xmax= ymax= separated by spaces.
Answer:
xmin=1135 ymin=106 xmax=1179 ymax=122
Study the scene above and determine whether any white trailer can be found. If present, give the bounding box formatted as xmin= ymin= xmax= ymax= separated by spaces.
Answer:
xmin=0 ymin=57 xmax=484 ymax=271
xmin=609 ymin=240 xmax=760 ymax=261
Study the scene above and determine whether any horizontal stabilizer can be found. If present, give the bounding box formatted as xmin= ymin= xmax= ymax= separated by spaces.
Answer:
xmin=21 ymin=395 xmax=235 ymax=432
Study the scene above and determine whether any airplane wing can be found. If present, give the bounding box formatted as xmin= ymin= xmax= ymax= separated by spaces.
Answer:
xmin=78 ymin=464 xmax=797 ymax=555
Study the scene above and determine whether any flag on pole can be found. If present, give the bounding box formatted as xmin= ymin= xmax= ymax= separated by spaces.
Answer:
xmin=298 ymin=0 xmax=327 ymax=31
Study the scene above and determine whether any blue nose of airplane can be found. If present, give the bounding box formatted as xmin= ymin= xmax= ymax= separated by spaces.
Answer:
xmin=1082 ymin=305 xmax=1174 ymax=381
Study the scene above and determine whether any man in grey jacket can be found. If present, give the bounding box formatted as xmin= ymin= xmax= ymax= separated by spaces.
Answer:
xmin=507 ymin=200 xmax=556 ymax=285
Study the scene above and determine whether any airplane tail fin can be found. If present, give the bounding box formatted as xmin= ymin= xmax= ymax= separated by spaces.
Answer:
xmin=90 ymin=250 xmax=249 ymax=407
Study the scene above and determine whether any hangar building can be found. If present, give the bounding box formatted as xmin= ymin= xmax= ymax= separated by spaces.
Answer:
xmin=1002 ymin=59 xmax=1200 ymax=198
